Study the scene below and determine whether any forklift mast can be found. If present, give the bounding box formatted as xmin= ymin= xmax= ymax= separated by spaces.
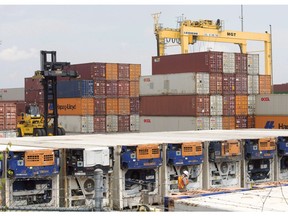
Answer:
xmin=39 ymin=51 xmax=78 ymax=135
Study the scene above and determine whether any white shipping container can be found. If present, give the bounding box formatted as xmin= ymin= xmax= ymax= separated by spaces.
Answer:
xmin=248 ymin=95 xmax=256 ymax=115
xmin=209 ymin=116 xmax=222 ymax=130
xmin=58 ymin=115 xmax=94 ymax=133
xmin=223 ymin=52 xmax=235 ymax=73
xmin=130 ymin=114 xmax=139 ymax=131
xmin=0 ymin=130 xmax=17 ymax=138
xmin=255 ymin=94 xmax=288 ymax=115
xmin=196 ymin=73 xmax=209 ymax=94
xmin=0 ymin=88 xmax=24 ymax=101
xmin=210 ymin=95 xmax=223 ymax=116
xmin=247 ymin=54 xmax=259 ymax=75
xmin=196 ymin=117 xmax=210 ymax=130
xmin=106 ymin=115 xmax=118 ymax=132
xmin=248 ymin=75 xmax=259 ymax=94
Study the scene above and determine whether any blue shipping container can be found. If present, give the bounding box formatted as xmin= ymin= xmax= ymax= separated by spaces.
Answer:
xmin=57 ymin=80 xmax=94 ymax=98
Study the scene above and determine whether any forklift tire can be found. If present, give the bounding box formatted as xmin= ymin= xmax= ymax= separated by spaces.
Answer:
xmin=41 ymin=128 xmax=47 ymax=136
xmin=57 ymin=128 xmax=62 ymax=136
xmin=17 ymin=128 xmax=22 ymax=137
xmin=60 ymin=128 xmax=66 ymax=135
xmin=33 ymin=129 xmax=43 ymax=136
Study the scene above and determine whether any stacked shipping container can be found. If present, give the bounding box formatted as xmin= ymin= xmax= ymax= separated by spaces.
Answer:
xmin=140 ymin=51 xmax=271 ymax=132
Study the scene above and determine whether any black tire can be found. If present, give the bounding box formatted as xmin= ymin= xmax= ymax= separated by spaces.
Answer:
xmin=57 ymin=127 xmax=62 ymax=136
xmin=33 ymin=128 xmax=43 ymax=136
xmin=17 ymin=128 xmax=22 ymax=137
xmin=60 ymin=127 xmax=66 ymax=135
xmin=41 ymin=128 xmax=47 ymax=136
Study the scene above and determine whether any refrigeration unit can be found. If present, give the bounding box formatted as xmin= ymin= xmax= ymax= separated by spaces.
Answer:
xmin=275 ymin=136 xmax=288 ymax=180
xmin=113 ymin=144 xmax=162 ymax=210
xmin=203 ymin=140 xmax=242 ymax=189
xmin=164 ymin=142 xmax=204 ymax=194
xmin=65 ymin=147 xmax=113 ymax=209
xmin=243 ymin=138 xmax=276 ymax=188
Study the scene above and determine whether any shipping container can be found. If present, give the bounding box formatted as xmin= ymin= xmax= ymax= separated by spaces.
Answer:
xmin=25 ymin=89 xmax=44 ymax=104
xmin=196 ymin=117 xmax=210 ymax=130
xmin=129 ymin=64 xmax=141 ymax=81
xmin=140 ymin=95 xmax=210 ymax=116
xmin=235 ymin=115 xmax=247 ymax=129
xmin=118 ymin=64 xmax=130 ymax=80
xmin=106 ymin=63 xmax=118 ymax=80
xmin=0 ymin=102 xmax=17 ymax=130
xmin=66 ymin=63 xmax=106 ymax=80
xmin=152 ymin=51 xmax=223 ymax=75
xmin=106 ymin=98 xmax=118 ymax=115
xmin=273 ymin=83 xmax=288 ymax=94
xmin=130 ymin=97 xmax=139 ymax=114
xmin=223 ymin=95 xmax=235 ymax=116
xmin=209 ymin=73 xmax=223 ymax=95
xmin=106 ymin=81 xmax=118 ymax=97
xmin=255 ymin=94 xmax=288 ymax=116
xmin=118 ymin=98 xmax=130 ymax=115
xmin=235 ymin=53 xmax=247 ymax=74
xmin=235 ymin=74 xmax=248 ymax=95
xmin=222 ymin=116 xmax=235 ymax=129
xmin=255 ymin=115 xmax=288 ymax=129
xmin=248 ymin=75 xmax=259 ymax=94
xmin=222 ymin=74 xmax=235 ymax=95
xmin=106 ymin=115 xmax=118 ymax=132
xmin=0 ymin=88 xmax=24 ymax=101
xmin=118 ymin=115 xmax=130 ymax=132
xmin=94 ymin=80 xmax=106 ymax=96
xmin=248 ymin=95 xmax=256 ymax=115
xmin=94 ymin=98 xmax=106 ymax=115
xmin=210 ymin=95 xmax=223 ymax=116
xmin=196 ymin=73 xmax=209 ymax=94
xmin=0 ymin=130 xmax=17 ymax=138
xmin=58 ymin=115 xmax=94 ymax=133
xmin=223 ymin=52 xmax=235 ymax=73
xmin=247 ymin=115 xmax=255 ymax=128
xmin=130 ymin=114 xmax=140 ymax=131
xmin=57 ymin=98 xmax=94 ymax=115
xmin=118 ymin=81 xmax=130 ymax=97
xmin=25 ymin=77 xmax=43 ymax=90
xmin=94 ymin=116 xmax=106 ymax=133
xmin=129 ymin=81 xmax=139 ymax=97
xmin=209 ymin=116 xmax=222 ymax=130
xmin=235 ymin=95 xmax=248 ymax=115
xmin=247 ymin=54 xmax=259 ymax=75
xmin=259 ymin=75 xmax=272 ymax=94
xmin=57 ymin=80 xmax=94 ymax=98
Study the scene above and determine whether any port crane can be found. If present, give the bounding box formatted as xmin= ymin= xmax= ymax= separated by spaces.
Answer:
xmin=152 ymin=13 xmax=272 ymax=75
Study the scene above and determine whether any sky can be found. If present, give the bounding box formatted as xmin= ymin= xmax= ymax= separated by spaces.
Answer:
xmin=0 ymin=3 xmax=288 ymax=88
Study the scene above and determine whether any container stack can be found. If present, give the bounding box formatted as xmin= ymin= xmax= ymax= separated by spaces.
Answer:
xmin=140 ymin=51 xmax=270 ymax=132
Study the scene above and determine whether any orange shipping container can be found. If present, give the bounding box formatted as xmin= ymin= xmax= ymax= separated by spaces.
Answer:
xmin=235 ymin=95 xmax=248 ymax=115
xmin=118 ymin=98 xmax=130 ymax=115
xmin=57 ymin=98 xmax=94 ymax=115
xmin=129 ymin=64 xmax=141 ymax=81
xmin=259 ymin=75 xmax=271 ymax=94
xmin=255 ymin=115 xmax=288 ymax=129
xmin=106 ymin=98 xmax=118 ymax=115
xmin=222 ymin=116 xmax=235 ymax=130
xmin=106 ymin=63 xmax=118 ymax=80
xmin=130 ymin=81 xmax=139 ymax=97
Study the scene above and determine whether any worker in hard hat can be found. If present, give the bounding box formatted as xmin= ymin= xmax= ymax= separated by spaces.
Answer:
xmin=178 ymin=170 xmax=189 ymax=192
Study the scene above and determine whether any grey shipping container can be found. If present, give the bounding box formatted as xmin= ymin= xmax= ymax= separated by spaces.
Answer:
xmin=248 ymin=95 xmax=256 ymax=115
xmin=106 ymin=115 xmax=118 ymax=132
xmin=223 ymin=52 xmax=235 ymax=74
xmin=58 ymin=115 xmax=94 ymax=133
xmin=210 ymin=95 xmax=223 ymax=116
xmin=152 ymin=51 xmax=223 ymax=75
xmin=248 ymin=75 xmax=259 ymax=94
xmin=130 ymin=114 xmax=140 ymax=131
xmin=255 ymin=94 xmax=288 ymax=116
xmin=0 ymin=88 xmax=24 ymax=101
xmin=140 ymin=95 xmax=210 ymax=116
xmin=247 ymin=54 xmax=259 ymax=75
xmin=57 ymin=80 xmax=94 ymax=98
xmin=209 ymin=116 xmax=223 ymax=130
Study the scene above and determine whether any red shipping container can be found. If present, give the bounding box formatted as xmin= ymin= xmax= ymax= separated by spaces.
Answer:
xmin=223 ymin=74 xmax=235 ymax=95
xmin=94 ymin=116 xmax=106 ymax=133
xmin=118 ymin=115 xmax=130 ymax=132
xmin=106 ymin=81 xmax=118 ymax=97
xmin=222 ymin=116 xmax=235 ymax=130
xmin=130 ymin=97 xmax=139 ymax=114
xmin=0 ymin=102 xmax=17 ymax=130
xmin=235 ymin=53 xmax=247 ymax=74
xmin=223 ymin=95 xmax=235 ymax=116
xmin=118 ymin=64 xmax=130 ymax=80
xmin=25 ymin=89 xmax=44 ymax=104
xmin=235 ymin=115 xmax=248 ymax=129
xmin=64 ymin=63 xmax=106 ymax=80
xmin=140 ymin=95 xmax=210 ymax=116
xmin=94 ymin=98 xmax=106 ymax=115
xmin=25 ymin=77 xmax=43 ymax=90
xmin=118 ymin=81 xmax=130 ymax=97
xmin=235 ymin=74 xmax=248 ymax=95
xmin=247 ymin=115 xmax=255 ymax=128
xmin=209 ymin=73 xmax=223 ymax=95
xmin=152 ymin=51 xmax=223 ymax=75
xmin=94 ymin=80 xmax=106 ymax=96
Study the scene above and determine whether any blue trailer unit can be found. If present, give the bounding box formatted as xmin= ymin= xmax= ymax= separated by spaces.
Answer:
xmin=57 ymin=80 xmax=94 ymax=98
xmin=7 ymin=149 xmax=60 ymax=178
xmin=209 ymin=140 xmax=241 ymax=162
xmin=277 ymin=136 xmax=288 ymax=157
xmin=244 ymin=138 xmax=276 ymax=160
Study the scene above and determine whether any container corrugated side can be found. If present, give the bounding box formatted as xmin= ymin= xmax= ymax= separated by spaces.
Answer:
xmin=130 ymin=114 xmax=140 ymax=131
xmin=196 ymin=117 xmax=210 ymax=130
xmin=106 ymin=63 xmax=118 ymax=80
xmin=223 ymin=52 xmax=235 ymax=73
xmin=140 ymin=73 xmax=196 ymax=96
xmin=106 ymin=98 xmax=118 ymax=115
xmin=235 ymin=53 xmax=247 ymax=74
xmin=248 ymin=95 xmax=256 ymax=115
xmin=118 ymin=81 xmax=130 ymax=97
xmin=130 ymin=97 xmax=139 ymax=114
xmin=255 ymin=94 xmax=288 ymax=116
xmin=247 ymin=54 xmax=259 ymax=75
xmin=247 ymin=115 xmax=255 ymax=128
xmin=259 ymin=75 xmax=271 ymax=94
xmin=248 ymin=75 xmax=259 ymax=94
xmin=196 ymin=73 xmax=209 ymax=94
xmin=106 ymin=115 xmax=118 ymax=132
xmin=210 ymin=116 xmax=222 ymax=130
xmin=58 ymin=115 xmax=94 ymax=133
xmin=210 ymin=95 xmax=223 ymax=116
xmin=0 ymin=102 xmax=17 ymax=130
xmin=235 ymin=115 xmax=248 ymax=129
xmin=106 ymin=81 xmax=118 ymax=97
xmin=25 ymin=77 xmax=43 ymax=90
xmin=94 ymin=116 xmax=106 ymax=133
xmin=118 ymin=98 xmax=130 ymax=115
xmin=140 ymin=116 xmax=197 ymax=132
xmin=255 ymin=115 xmax=288 ymax=129
xmin=235 ymin=95 xmax=248 ymax=115
xmin=94 ymin=98 xmax=106 ymax=115
xmin=222 ymin=74 xmax=235 ymax=95
xmin=25 ymin=89 xmax=44 ymax=104
xmin=118 ymin=64 xmax=130 ymax=80
xmin=235 ymin=74 xmax=248 ymax=95
xmin=67 ymin=63 xmax=106 ymax=80
xmin=57 ymin=98 xmax=94 ymax=115
xmin=129 ymin=64 xmax=141 ymax=81
xmin=118 ymin=115 xmax=130 ymax=132
xmin=94 ymin=80 xmax=106 ymax=96
xmin=223 ymin=95 xmax=235 ymax=116
xmin=209 ymin=73 xmax=223 ymax=95
xmin=57 ymin=80 xmax=94 ymax=98
xmin=222 ymin=116 xmax=235 ymax=129
xmin=130 ymin=81 xmax=139 ymax=97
